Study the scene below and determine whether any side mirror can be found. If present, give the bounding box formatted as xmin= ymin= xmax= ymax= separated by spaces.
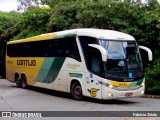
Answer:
xmin=139 ymin=46 xmax=152 ymax=61
xmin=88 ymin=44 xmax=107 ymax=61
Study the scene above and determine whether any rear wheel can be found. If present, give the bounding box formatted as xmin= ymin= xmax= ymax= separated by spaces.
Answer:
xmin=21 ymin=75 xmax=27 ymax=89
xmin=15 ymin=77 xmax=21 ymax=88
xmin=71 ymin=82 xmax=83 ymax=100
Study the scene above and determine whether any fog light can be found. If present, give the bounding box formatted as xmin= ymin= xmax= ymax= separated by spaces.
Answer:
xmin=108 ymin=92 xmax=113 ymax=97
xmin=141 ymin=91 xmax=144 ymax=94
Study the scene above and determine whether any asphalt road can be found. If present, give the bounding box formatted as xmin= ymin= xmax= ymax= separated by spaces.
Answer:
xmin=0 ymin=79 xmax=159 ymax=120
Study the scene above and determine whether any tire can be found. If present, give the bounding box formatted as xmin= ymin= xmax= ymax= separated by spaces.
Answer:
xmin=15 ymin=77 xmax=21 ymax=88
xmin=21 ymin=75 xmax=27 ymax=89
xmin=71 ymin=82 xmax=83 ymax=100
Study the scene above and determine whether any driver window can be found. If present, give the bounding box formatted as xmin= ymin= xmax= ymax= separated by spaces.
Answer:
xmin=88 ymin=48 xmax=101 ymax=75
xmin=91 ymin=56 xmax=101 ymax=75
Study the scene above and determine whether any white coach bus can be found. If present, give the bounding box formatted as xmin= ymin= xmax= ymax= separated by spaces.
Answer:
xmin=6 ymin=28 xmax=152 ymax=100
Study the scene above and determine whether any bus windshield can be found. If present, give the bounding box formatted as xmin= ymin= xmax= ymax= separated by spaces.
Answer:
xmin=98 ymin=39 xmax=143 ymax=80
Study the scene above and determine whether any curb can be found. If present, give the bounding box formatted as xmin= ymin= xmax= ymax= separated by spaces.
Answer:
xmin=142 ymin=94 xmax=160 ymax=99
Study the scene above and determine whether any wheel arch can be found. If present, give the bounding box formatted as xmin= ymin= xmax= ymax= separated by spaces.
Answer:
xmin=21 ymin=73 xmax=26 ymax=78
xmin=70 ymin=79 xmax=84 ymax=100
xmin=70 ymin=79 xmax=82 ymax=92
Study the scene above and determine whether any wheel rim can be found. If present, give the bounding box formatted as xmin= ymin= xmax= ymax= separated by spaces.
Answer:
xmin=22 ymin=80 xmax=25 ymax=88
xmin=75 ymin=86 xmax=82 ymax=96
xmin=21 ymin=76 xmax=26 ymax=88
xmin=16 ymin=78 xmax=20 ymax=86
xmin=15 ymin=77 xmax=22 ymax=88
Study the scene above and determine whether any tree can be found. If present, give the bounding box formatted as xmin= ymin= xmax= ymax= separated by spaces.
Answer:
xmin=1 ymin=0 xmax=160 ymax=94
xmin=10 ymin=7 xmax=51 ymax=40
xmin=0 ymin=11 xmax=21 ymax=42
xmin=17 ymin=0 xmax=41 ymax=12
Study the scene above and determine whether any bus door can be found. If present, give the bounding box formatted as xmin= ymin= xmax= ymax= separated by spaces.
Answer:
xmin=85 ymin=47 xmax=102 ymax=99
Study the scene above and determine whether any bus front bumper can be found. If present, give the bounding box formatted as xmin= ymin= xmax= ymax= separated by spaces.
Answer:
xmin=101 ymin=85 xmax=145 ymax=100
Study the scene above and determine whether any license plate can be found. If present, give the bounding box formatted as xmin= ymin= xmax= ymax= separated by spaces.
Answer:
xmin=125 ymin=92 xmax=133 ymax=97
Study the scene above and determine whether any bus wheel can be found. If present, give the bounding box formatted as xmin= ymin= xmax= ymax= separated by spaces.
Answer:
xmin=71 ymin=82 xmax=83 ymax=100
xmin=15 ymin=77 xmax=21 ymax=88
xmin=21 ymin=75 xmax=27 ymax=89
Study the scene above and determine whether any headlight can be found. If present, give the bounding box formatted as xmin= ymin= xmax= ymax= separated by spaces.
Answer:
xmin=141 ymin=91 xmax=144 ymax=94
xmin=108 ymin=84 xmax=113 ymax=88
xmin=141 ymin=82 xmax=145 ymax=86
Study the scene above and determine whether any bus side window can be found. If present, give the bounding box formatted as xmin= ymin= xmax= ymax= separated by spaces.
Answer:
xmin=53 ymin=40 xmax=64 ymax=57
xmin=66 ymin=37 xmax=81 ymax=61
xmin=7 ymin=44 xmax=15 ymax=57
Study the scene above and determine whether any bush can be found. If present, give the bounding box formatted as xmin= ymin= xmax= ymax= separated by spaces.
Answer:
xmin=145 ymin=58 xmax=160 ymax=95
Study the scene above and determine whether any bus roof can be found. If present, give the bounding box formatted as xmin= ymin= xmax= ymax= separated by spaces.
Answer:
xmin=76 ymin=28 xmax=135 ymax=41
xmin=7 ymin=28 xmax=135 ymax=44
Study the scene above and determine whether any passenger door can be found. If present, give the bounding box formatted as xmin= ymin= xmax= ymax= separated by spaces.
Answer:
xmin=85 ymin=47 xmax=102 ymax=99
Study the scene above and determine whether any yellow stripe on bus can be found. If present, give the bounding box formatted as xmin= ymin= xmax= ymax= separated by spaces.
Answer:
xmin=7 ymin=33 xmax=57 ymax=44
xmin=108 ymin=80 xmax=131 ymax=88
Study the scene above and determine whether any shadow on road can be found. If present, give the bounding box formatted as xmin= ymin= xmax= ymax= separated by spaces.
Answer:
xmin=19 ymin=85 xmax=138 ymax=105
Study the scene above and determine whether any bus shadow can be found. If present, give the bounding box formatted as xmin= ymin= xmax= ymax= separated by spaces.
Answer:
xmin=25 ymin=86 xmax=138 ymax=105
xmin=84 ymin=97 xmax=138 ymax=105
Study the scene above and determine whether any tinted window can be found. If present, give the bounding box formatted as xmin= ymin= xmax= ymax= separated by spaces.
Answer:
xmin=7 ymin=37 xmax=81 ymax=61
xmin=79 ymin=36 xmax=103 ymax=75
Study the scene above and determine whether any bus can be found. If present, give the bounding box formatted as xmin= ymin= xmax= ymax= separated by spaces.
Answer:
xmin=6 ymin=28 xmax=152 ymax=100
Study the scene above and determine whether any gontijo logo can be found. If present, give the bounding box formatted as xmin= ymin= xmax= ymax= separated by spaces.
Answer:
xmin=17 ymin=60 xmax=36 ymax=66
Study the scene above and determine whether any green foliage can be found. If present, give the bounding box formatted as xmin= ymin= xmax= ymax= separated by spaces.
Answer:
xmin=0 ymin=11 xmax=21 ymax=78
xmin=0 ymin=0 xmax=160 ymax=94
xmin=11 ymin=7 xmax=51 ymax=40
xmin=145 ymin=59 xmax=160 ymax=94
xmin=0 ymin=11 xmax=21 ymax=41
xmin=0 ymin=11 xmax=8 ymax=34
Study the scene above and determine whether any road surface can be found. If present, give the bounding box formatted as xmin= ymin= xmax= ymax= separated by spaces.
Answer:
xmin=0 ymin=79 xmax=159 ymax=120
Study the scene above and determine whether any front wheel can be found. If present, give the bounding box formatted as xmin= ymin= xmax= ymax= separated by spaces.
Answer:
xmin=71 ymin=82 xmax=83 ymax=100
